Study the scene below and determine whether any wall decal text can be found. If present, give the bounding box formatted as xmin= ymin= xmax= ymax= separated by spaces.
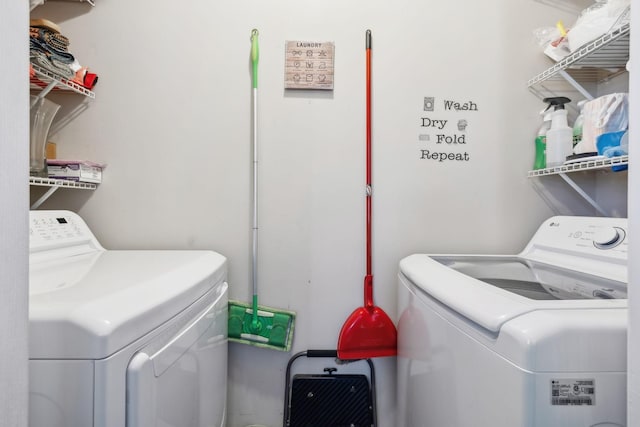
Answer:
xmin=418 ymin=96 xmax=478 ymax=163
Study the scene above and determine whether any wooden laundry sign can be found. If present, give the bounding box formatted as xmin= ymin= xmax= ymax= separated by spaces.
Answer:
xmin=284 ymin=40 xmax=335 ymax=90
xmin=418 ymin=97 xmax=477 ymax=162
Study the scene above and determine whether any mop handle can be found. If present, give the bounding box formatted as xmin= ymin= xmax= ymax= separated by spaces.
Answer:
xmin=365 ymin=29 xmax=374 ymax=309
xmin=251 ymin=29 xmax=260 ymax=326
xmin=251 ymin=29 xmax=259 ymax=89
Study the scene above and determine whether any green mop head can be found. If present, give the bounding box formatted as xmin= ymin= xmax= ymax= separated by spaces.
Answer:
xmin=228 ymin=299 xmax=295 ymax=352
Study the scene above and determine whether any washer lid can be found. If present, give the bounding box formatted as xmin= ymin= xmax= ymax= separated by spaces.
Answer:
xmin=29 ymin=250 xmax=227 ymax=359
xmin=399 ymin=254 xmax=626 ymax=334
xmin=432 ymin=256 xmax=627 ymax=300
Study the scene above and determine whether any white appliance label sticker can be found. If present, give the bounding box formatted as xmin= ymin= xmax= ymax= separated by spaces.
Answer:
xmin=551 ymin=379 xmax=595 ymax=406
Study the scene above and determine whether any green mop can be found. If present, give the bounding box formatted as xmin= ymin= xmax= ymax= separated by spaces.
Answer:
xmin=228 ymin=29 xmax=295 ymax=352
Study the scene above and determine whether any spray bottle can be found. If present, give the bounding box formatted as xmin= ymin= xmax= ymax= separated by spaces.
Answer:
xmin=543 ymin=96 xmax=572 ymax=168
xmin=572 ymin=100 xmax=587 ymax=152
xmin=534 ymin=110 xmax=552 ymax=170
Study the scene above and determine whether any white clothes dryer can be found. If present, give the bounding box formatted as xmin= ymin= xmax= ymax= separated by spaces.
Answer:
xmin=397 ymin=216 xmax=627 ymax=427
xmin=29 ymin=210 xmax=228 ymax=427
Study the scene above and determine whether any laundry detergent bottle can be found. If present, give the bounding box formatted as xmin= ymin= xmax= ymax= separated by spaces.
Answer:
xmin=534 ymin=110 xmax=552 ymax=170
xmin=544 ymin=96 xmax=572 ymax=168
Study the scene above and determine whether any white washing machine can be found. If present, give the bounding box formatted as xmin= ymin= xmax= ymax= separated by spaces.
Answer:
xmin=29 ymin=210 xmax=228 ymax=427
xmin=397 ymin=216 xmax=628 ymax=427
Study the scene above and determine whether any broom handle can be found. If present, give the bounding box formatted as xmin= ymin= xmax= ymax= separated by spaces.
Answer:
xmin=364 ymin=30 xmax=374 ymax=309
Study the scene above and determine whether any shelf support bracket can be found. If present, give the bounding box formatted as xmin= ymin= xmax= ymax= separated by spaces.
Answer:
xmin=31 ymin=185 xmax=59 ymax=210
xmin=557 ymin=70 xmax=595 ymax=101
xmin=558 ymin=173 xmax=607 ymax=216
xmin=30 ymin=80 xmax=58 ymax=108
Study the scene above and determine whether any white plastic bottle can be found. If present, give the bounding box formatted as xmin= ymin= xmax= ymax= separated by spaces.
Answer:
xmin=544 ymin=97 xmax=573 ymax=168
xmin=572 ymin=100 xmax=587 ymax=153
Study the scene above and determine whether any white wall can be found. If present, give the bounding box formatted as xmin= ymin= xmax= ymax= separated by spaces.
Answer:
xmin=30 ymin=1 xmax=626 ymax=426
xmin=1 ymin=1 xmax=29 ymax=426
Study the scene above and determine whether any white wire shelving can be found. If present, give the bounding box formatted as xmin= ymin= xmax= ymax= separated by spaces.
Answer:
xmin=29 ymin=67 xmax=97 ymax=208
xmin=38 ymin=0 xmax=95 ymax=6
xmin=29 ymin=1 xmax=99 ymax=208
xmin=528 ymin=155 xmax=628 ymax=177
xmin=58 ymin=0 xmax=95 ymax=5
xmin=532 ymin=0 xmax=593 ymax=14
xmin=30 ymin=64 xmax=96 ymax=99
xmin=29 ymin=177 xmax=97 ymax=209
xmin=528 ymin=23 xmax=630 ymax=101
xmin=528 ymin=156 xmax=628 ymax=216
xmin=527 ymin=24 xmax=630 ymax=216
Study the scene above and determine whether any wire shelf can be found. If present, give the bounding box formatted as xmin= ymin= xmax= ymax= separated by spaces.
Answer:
xmin=528 ymin=155 xmax=628 ymax=177
xmin=532 ymin=0 xmax=593 ymax=14
xmin=528 ymin=23 xmax=630 ymax=87
xmin=30 ymin=64 xmax=96 ymax=98
xmin=29 ymin=177 xmax=97 ymax=190
xmin=48 ymin=0 xmax=95 ymax=6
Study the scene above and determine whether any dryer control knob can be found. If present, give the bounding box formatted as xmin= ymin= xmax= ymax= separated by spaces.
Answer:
xmin=593 ymin=227 xmax=624 ymax=249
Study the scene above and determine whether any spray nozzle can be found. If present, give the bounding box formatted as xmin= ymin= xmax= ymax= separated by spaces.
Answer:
xmin=543 ymin=96 xmax=571 ymax=111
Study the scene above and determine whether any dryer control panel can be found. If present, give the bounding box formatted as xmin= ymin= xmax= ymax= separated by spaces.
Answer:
xmin=30 ymin=210 xmax=104 ymax=257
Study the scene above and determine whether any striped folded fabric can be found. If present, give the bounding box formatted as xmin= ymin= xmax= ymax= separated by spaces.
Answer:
xmin=29 ymin=18 xmax=98 ymax=90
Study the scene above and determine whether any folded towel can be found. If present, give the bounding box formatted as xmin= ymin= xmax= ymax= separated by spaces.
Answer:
xmin=29 ymin=19 xmax=98 ymax=90
xmin=29 ymin=30 xmax=75 ymax=64
xmin=30 ymin=48 xmax=74 ymax=79
xmin=30 ymin=26 xmax=69 ymax=52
